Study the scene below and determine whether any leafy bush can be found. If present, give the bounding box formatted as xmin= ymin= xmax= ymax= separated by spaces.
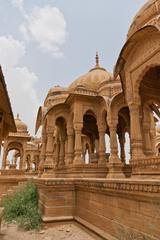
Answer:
xmin=2 ymin=181 xmax=42 ymax=230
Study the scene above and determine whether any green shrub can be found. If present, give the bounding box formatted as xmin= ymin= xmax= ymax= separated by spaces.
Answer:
xmin=2 ymin=181 xmax=42 ymax=230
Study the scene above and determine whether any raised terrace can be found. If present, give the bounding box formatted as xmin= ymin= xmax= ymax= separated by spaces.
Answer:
xmin=1 ymin=0 xmax=160 ymax=239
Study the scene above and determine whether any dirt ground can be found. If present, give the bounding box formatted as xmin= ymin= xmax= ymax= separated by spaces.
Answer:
xmin=0 ymin=221 xmax=102 ymax=240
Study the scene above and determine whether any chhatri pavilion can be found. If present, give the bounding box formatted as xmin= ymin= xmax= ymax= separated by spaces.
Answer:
xmin=1 ymin=1 xmax=160 ymax=239
xmin=36 ymin=53 xmax=127 ymax=178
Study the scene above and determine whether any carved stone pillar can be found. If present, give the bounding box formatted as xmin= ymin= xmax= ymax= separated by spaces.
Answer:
xmin=98 ymin=126 xmax=106 ymax=165
xmin=143 ymin=122 xmax=153 ymax=155
xmin=129 ymin=103 xmax=144 ymax=161
xmin=67 ymin=127 xmax=74 ymax=164
xmin=119 ymin=132 xmax=126 ymax=163
xmin=150 ymin=115 xmax=156 ymax=156
xmin=109 ymin=124 xmax=119 ymax=164
xmin=2 ymin=142 xmax=7 ymax=169
xmin=150 ymin=131 xmax=156 ymax=156
xmin=59 ymin=139 xmax=65 ymax=166
xmin=40 ymin=134 xmax=47 ymax=162
xmin=19 ymin=154 xmax=23 ymax=170
xmin=107 ymin=120 xmax=124 ymax=178
xmin=55 ymin=140 xmax=60 ymax=167
xmin=73 ymin=123 xmax=83 ymax=165
xmin=45 ymin=126 xmax=54 ymax=171
xmin=38 ymin=130 xmax=47 ymax=177
xmin=64 ymin=139 xmax=68 ymax=164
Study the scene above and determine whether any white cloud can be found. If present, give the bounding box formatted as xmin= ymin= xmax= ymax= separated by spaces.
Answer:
xmin=11 ymin=0 xmax=24 ymax=13
xmin=20 ymin=6 xmax=67 ymax=56
xmin=0 ymin=36 xmax=40 ymax=134
xmin=0 ymin=36 xmax=25 ymax=68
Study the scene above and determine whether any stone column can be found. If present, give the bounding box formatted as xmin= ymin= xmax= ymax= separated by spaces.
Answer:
xmin=45 ymin=126 xmax=54 ymax=171
xmin=150 ymin=115 xmax=156 ymax=156
xmin=55 ymin=140 xmax=60 ymax=167
xmin=107 ymin=120 xmax=124 ymax=178
xmin=19 ymin=154 xmax=23 ymax=170
xmin=38 ymin=131 xmax=47 ymax=177
xmin=129 ymin=103 xmax=144 ymax=161
xmin=109 ymin=124 xmax=119 ymax=164
xmin=98 ymin=126 xmax=106 ymax=165
xmin=30 ymin=154 xmax=35 ymax=172
xmin=64 ymin=139 xmax=68 ymax=164
xmin=59 ymin=139 xmax=65 ymax=166
xmin=67 ymin=127 xmax=74 ymax=164
xmin=150 ymin=131 xmax=156 ymax=156
xmin=119 ymin=132 xmax=126 ymax=163
xmin=2 ymin=142 xmax=7 ymax=169
xmin=73 ymin=123 xmax=83 ymax=164
xmin=143 ymin=122 xmax=153 ymax=156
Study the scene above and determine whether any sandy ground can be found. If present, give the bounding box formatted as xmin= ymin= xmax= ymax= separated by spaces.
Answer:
xmin=0 ymin=221 xmax=101 ymax=240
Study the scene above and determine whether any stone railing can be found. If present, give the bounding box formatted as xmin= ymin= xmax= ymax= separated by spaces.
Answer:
xmin=131 ymin=157 xmax=160 ymax=167
xmin=34 ymin=178 xmax=160 ymax=195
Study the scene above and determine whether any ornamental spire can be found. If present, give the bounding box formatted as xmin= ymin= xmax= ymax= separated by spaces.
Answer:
xmin=95 ymin=52 xmax=100 ymax=67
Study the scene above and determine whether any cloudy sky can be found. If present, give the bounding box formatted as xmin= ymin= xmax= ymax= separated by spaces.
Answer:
xmin=0 ymin=0 xmax=146 ymax=135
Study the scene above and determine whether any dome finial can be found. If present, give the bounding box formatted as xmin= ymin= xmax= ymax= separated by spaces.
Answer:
xmin=95 ymin=52 xmax=100 ymax=67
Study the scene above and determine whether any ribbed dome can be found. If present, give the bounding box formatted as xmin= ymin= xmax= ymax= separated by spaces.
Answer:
xmin=15 ymin=114 xmax=28 ymax=133
xmin=49 ymin=85 xmax=67 ymax=94
xmin=68 ymin=54 xmax=112 ymax=92
xmin=127 ymin=0 xmax=160 ymax=39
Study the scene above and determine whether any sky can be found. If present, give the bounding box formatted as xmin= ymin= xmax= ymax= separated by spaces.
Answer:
xmin=0 ymin=0 xmax=147 ymax=135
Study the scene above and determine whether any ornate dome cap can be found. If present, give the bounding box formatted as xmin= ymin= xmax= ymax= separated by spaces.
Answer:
xmin=68 ymin=53 xmax=112 ymax=92
xmin=127 ymin=0 xmax=160 ymax=39
xmin=48 ymin=85 xmax=67 ymax=94
xmin=45 ymin=85 xmax=68 ymax=103
xmin=15 ymin=114 xmax=28 ymax=133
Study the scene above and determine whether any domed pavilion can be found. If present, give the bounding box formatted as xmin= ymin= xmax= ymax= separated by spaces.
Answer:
xmin=36 ymin=53 xmax=131 ymax=178
xmin=3 ymin=1 xmax=160 ymax=240
xmin=2 ymin=114 xmax=31 ymax=170
xmin=114 ymin=0 xmax=160 ymax=177
xmin=2 ymin=114 xmax=42 ymax=172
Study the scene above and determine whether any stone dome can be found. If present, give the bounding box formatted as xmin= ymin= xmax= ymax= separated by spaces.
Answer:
xmin=44 ymin=85 xmax=69 ymax=108
xmin=15 ymin=114 xmax=28 ymax=133
xmin=127 ymin=0 xmax=160 ymax=39
xmin=48 ymin=85 xmax=67 ymax=94
xmin=68 ymin=54 xmax=112 ymax=92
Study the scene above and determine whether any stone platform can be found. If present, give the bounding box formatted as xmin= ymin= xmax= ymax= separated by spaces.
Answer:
xmin=34 ymin=177 xmax=160 ymax=240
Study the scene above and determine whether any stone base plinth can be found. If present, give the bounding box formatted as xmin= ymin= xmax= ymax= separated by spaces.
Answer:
xmin=131 ymin=157 xmax=160 ymax=179
xmin=35 ymin=178 xmax=74 ymax=221
xmin=54 ymin=164 xmax=108 ymax=178
xmin=107 ymin=163 xmax=124 ymax=178
xmin=9 ymin=164 xmax=17 ymax=169
xmin=34 ymin=178 xmax=160 ymax=240
xmin=0 ymin=169 xmax=25 ymax=176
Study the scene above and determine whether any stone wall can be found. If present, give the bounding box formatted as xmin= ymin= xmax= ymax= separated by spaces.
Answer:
xmin=0 ymin=176 xmax=27 ymax=201
xmin=35 ymin=178 xmax=160 ymax=240
xmin=37 ymin=179 xmax=75 ymax=222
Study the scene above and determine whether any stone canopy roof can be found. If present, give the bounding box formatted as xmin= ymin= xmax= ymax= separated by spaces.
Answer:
xmin=68 ymin=53 xmax=112 ymax=92
xmin=127 ymin=0 xmax=160 ymax=39
xmin=14 ymin=114 xmax=28 ymax=133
